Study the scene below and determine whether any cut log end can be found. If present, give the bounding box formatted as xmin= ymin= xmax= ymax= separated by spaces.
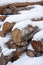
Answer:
xmin=26 ymin=49 xmax=35 ymax=57
xmin=0 ymin=22 xmax=15 ymax=37
xmin=31 ymin=40 xmax=42 ymax=52
xmin=12 ymin=28 xmax=21 ymax=46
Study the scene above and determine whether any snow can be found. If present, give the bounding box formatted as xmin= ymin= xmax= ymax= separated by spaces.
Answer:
xmin=7 ymin=62 xmax=12 ymax=65
xmin=19 ymin=5 xmax=43 ymax=19
xmin=12 ymin=20 xmax=31 ymax=30
xmin=0 ymin=33 xmax=11 ymax=48
xmin=32 ymin=30 xmax=43 ymax=41
xmin=0 ymin=0 xmax=42 ymax=6
xmin=4 ymin=14 xmax=30 ymax=23
xmin=30 ymin=20 xmax=43 ymax=30
xmin=10 ymin=54 xmax=43 ymax=65
xmin=0 ymin=22 xmax=4 ymax=31
xmin=2 ymin=48 xmax=16 ymax=56
xmin=0 ymin=33 xmax=16 ymax=56
xmin=28 ymin=43 xmax=34 ymax=51
xmin=0 ymin=22 xmax=3 ymax=26
xmin=12 ymin=20 xmax=43 ymax=31
xmin=0 ymin=53 xmax=1 ymax=56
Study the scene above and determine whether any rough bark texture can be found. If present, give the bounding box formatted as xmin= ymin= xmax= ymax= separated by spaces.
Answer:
xmin=0 ymin=22 xmax=15 ymax=37
xmin=12 ymin=25 xmax=39 ymax=46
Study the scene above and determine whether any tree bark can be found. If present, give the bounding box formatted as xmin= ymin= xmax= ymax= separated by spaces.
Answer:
xmin=12 ymin=25 xmax=39 ymax=46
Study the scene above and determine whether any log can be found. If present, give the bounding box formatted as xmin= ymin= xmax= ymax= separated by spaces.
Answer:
xmin=0 ymin=54 xmax=6 ymax=65
xmin=26 ymin=49 xmax=36 ymax=57
xmin=12 ymin=1 xmax=43 ymax=7
xmin=31 ymin=17 xmax=43 ymax=21
xmin=31 ymin=40 xmax=42 ymax=52
xmin=26 ymin=49 xmax=43 ymax=57
xmin=0 ymin=22 xmax=15 ymax=37
xmin=0 ymin=1 xmax=43 ymax=14
xmin=0 ymin=8 xmax=18 ymax=15
xmin=0 ymin=16 xmax=6 ymax=20
xmin=0 ymin=5 xmax=18 ymax=15
xmin=0 ymin=1 xmax=43 ymax=8
xmin=5 ymin=39 xmax=28 ymax=52
xmin=12 ymin=24 xmax=39 ymax=47
xmin=3 ymin=39 xmax=28 ymax=62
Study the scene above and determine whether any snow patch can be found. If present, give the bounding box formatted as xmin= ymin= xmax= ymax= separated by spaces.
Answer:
xmin=2 ymin=48 xmax=16 ymax=56
xmin=32 ymin=30 xmax=43 ymax=40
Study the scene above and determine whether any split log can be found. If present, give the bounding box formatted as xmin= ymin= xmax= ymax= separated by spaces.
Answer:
xmin=26 ymin=49 xmax=36 ymax=57
xmin=0 ymin=16 xmax=6 ymax=20
xmin=31 ymin=40 xmax=42 ymax=52
xmin=0 ymin=22 xmax=15 ymax=37
xmin=0 ymin=8 xmax=18 ymax=15
xmin=12 ymin=24 xmax=39 ymax=47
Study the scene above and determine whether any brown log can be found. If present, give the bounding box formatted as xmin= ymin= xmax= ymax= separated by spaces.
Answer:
xmin=31 ymin=40 xmax=42 ymax=51
xmin=12 ymin=25 xmax=39 ymax=47
xmin=0 ymin=6 xmax=18 ymax=15
xmin=0 ymin=16 xmax=6 ymax=20
xmin=26 ymin=49 xmax=35 ymax=57
xmin=0 ymin=22 xmax=15 ymax=37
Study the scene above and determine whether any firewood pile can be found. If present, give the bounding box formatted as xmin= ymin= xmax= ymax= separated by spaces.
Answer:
xmin=0 ymin=1 xmax=43 ymax=65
